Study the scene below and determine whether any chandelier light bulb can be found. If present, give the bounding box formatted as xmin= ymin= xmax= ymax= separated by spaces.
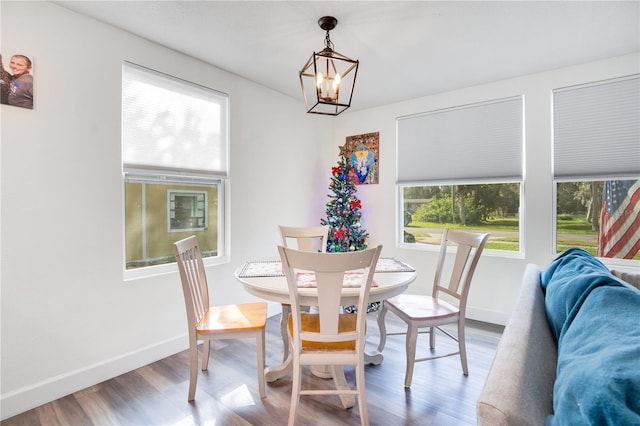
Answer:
xmin=333 ymin=73 xmax=341 ymax=98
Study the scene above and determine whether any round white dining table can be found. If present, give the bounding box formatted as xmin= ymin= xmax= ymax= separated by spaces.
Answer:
xmin=235 ymin=260 xmax=417 ymax=383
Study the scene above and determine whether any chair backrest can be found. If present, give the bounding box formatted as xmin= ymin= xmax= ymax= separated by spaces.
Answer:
xmin=279 ymin=225 xmax=329 ymax=253
xmin=433 ymin=228 xmax=489 ymax=313
xmin=278 ymin=245 xmax=382 ymax=351
xmin=173 ymin=236 xmax=209 ymax=336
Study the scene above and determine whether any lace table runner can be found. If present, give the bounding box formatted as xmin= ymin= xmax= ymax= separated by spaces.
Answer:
xmin=238 ymin=257 xmax=414 ymax=278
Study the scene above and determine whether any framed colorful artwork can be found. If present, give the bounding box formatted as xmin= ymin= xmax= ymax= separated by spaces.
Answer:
xmin=341 ymin=131 xmax=379 ymax=185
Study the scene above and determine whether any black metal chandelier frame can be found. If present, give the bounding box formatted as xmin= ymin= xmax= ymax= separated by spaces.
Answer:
xmin=299 ymin=16 xmax=359 ymax=116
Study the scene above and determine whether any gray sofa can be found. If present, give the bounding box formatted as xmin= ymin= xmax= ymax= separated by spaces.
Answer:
xmin=476 ymin=263 xmax=640 ymax=426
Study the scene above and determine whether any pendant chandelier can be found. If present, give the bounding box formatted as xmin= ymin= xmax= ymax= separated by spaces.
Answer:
xmin=299 ymin=16 xmax=359 ymax=116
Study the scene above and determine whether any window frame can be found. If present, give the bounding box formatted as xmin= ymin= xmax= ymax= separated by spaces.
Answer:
xmin=395 ymin=96 xmax=524 ymax=256
xmin=397 ymin=179 xmax=524 ymax=258
xmin=121 ymin=62 xmax=230 ymax=280
xmin=122 ymin=170 xmax=229 ymax=280
xmin=552 ymin=177 xmax=640 ymax=267
xmin=167 ymin=189 xmax=208 ymax=233
xmin=552 ymin=75 xmax=639 ymax=266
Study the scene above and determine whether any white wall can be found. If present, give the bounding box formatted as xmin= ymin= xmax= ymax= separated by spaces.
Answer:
xmin=331 ymin=52 xmax=639 ymax=326
xmin=0 ymin=1 xmax=332 ymax=419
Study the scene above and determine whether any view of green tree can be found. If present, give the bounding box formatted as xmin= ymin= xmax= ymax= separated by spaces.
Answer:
xmin=556 ymin=181 xmax=603 ymax=231
xmin=403 ymin=183 xmax=521 ymax=251
xmin=407 ymin=184 xmax=519 ymax=226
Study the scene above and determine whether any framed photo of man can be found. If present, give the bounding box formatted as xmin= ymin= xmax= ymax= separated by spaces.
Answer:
xmin=1 ymin=52 xmax=34 ymax=109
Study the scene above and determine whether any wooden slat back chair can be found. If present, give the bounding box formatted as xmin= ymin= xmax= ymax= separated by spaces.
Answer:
xmin=278 ymin=225 xmax=329 ymax=362
xmin=278 ymin=245 xmax=382 ymax=426
xmin=173 ymin=236 xmax=267 ymax=401
xmin=280 ymin=225 xmax=329 ymax=253
xmin=377 ymin=228 xmax=489 ymax=388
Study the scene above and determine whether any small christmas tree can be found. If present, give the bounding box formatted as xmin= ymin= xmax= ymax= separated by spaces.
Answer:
xmin=321 ymin=152 xmax=379 ymax=313
xmin=321 ymin=154 xmax=369 ymax=253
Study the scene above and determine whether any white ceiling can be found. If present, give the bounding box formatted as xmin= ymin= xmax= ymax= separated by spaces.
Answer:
xmin=55 ymin=1 xmax=640 ymax=112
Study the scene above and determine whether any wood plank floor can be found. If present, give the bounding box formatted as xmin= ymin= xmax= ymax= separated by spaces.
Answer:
xmin=2 ymin=311 xmax=503 ymax=426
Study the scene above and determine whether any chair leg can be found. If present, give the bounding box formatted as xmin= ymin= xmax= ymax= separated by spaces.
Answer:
xmin=280 ymin=304 xmax=291 ymax=363
xmin=201 ymin=339 xmax=211 ymax=370
xmin=376 ymin=302 xmax=388 ymax=352
xmin=188 ymin=340 xmax=199 ymax=401
xmin=257 ymin=329 xmax=266 ymax=398
xmin=331 ymin=365 xmax=355 ymax=409
xmin=355 ymin=360 xmax=369 ymax=426
xmin=429 ymin=326 xmax=436 ymax=349
xmin=458 ymin=320 xmax=469 ymax=376
xmin=288 ymin=358 xmax=301 ymax=426
xmin=404 ymin=323 xmax=418 ymax=388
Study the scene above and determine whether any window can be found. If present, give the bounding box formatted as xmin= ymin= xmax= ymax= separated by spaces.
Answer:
xmin=122 ymin=62 xmax=229 ymax=276
xmin=397 ymin=96 xmax=523 ymax=252
xmin=553 ymin=75 xmax=639 ymax=261
xmin=556 ymin=180 xmax=639 ymax=260
xmin=402 ymin=183 xmax=521 ymax=251
xmin=168 ymin=190 xmax=207 ymax=232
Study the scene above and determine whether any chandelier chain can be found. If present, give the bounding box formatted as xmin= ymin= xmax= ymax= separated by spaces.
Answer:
xmin=324 ymin=30 xmax=334 ymax=51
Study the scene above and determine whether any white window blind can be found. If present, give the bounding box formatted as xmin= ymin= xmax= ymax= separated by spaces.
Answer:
xmin=122 ymin=62 xmax=228 ymax=175
xmin=553 ymin=75 xmax=640 ymax=179
xmin=397 ymin=96 xmax=523 ymax=183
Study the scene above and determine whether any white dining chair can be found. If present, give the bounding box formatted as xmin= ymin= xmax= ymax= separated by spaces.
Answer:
xmin=280 ymin=225 xmax=330 ymax=253
xmin=377 ymin=228 xmax=489 ymax=387
xmin=278 ymin=245 xmax=382 ymax=426
xmin=173 ymin=235 xmax=267 ymax=401
xmin=278 ymin=225 xmax=329 ymax=362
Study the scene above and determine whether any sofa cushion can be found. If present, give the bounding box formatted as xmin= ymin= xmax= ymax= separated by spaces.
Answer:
xmin=541 ymin=248 xmax=640 ymax=425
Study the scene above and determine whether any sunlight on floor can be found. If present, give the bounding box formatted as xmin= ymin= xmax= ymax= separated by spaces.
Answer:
xmin=220 ymin=384 xmax=257 ymax=408
xmin=172 ymin=417 xmax=217 ymax=426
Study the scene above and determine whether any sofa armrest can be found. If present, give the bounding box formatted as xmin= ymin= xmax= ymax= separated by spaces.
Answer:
xmin=477 ymin=264 xmax=557 ymax=426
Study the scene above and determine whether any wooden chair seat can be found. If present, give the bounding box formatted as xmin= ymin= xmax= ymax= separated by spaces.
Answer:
xmin=289 ymin=313 xmax=357 ymax=350
xmin=385 ymin=294 xmax=458 ymax=323
xmin=197 ymin=302 xmax=267 ymax=333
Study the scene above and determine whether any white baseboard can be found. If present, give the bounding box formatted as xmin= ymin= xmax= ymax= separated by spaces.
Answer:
xmin=467 ymin=306 xmax=509 ymax=326
xmin=0 ymin=334 xmax=187 ymax=421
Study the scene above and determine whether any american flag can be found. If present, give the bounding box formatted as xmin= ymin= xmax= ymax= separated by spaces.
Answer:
xmin=597 ymin=180 xmax=640 ymax=259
